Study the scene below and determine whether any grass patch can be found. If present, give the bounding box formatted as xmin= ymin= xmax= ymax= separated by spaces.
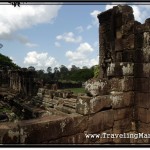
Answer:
xmin=67 ymin=88 xmax=86 ymax=94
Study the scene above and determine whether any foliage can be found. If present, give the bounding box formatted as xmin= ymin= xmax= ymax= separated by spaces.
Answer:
xmin=36 ymin=65 xmax=96 ymax=85
xmin=0 ymin=53 xmax=20 ymax=69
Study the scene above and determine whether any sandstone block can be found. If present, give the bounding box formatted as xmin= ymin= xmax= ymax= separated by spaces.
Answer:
xmin=137 ymin=121 xmax=150 ymax=134
xmin=19 ymin=114 xmax=88 ymax=144
xmin=84 ymin=78 xmax=110 ymax=96
xmin=90 ymin=95 xmax=111 ymax=113
xmin=134 ymin=63 xmax=150 ymax=77
xmin=136 ymin=93 xmax=150 ymax=108
xmin=122 ymin=21 xmax=134 ymax=36
xmin=113 ymin=118 xmax=132 ymax=133
xmin=48 ymin=132 xmax=86 ymax=144
xmin=76 ymin=95 xmax=112 ymax=115
xmin=115 ymin=39 xmax=123 ymax=51
xmin=107 ymin=63 xmax=134 ymax=77
xmin=114 ymin=107 xmax=132 ymax=121
xmin=76 ymin=96 xmax=91 ymax=115
xmin=134 ymin=78 xmax=150 ymax=92
xmin=0 ymin=123 xmax=19 ymax=144
xmin=123 ymin=34 xmax=135 ymax=50
xmin=143 ymin=47 xmax=150 ymax=62
xmin=136 ymin=107 xmax=150 ymax=123
xmin=111 ymin=92 xmax=134 ymax=109
xmin=87 ymin=110 xmax=114 ymax=133
xmin=110 ymin=77 xmax=134 ymax=92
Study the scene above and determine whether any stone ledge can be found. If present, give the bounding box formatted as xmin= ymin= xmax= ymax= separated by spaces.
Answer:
xmin=76 ymin=95 xmax=112 ymax=115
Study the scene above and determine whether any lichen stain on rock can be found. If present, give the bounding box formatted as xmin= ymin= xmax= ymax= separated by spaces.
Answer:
xmin=143 ymin=63 xmax=150 ymax=75
xmin=20 ymin=128 xmax=28 ymax=144
xmin=122 ymin=63 xmax=134 ymax=75
xmin=110 ymin=92 xmax=123 ymax=106
xmin=8 ymin=130 xmax=19 ymax=141
xmin=107 ymin=63 xmax=115 ymax=76
xmin=83 ymin=102 xmax=89 ymax=115
xmin=85 ymin=79 xmax=109 ymax=96
xmin=60 ymin=120 xmax=67 ymax=132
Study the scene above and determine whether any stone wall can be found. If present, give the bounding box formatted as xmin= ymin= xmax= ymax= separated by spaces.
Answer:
xmin=9 ymin=69 xmax=36 ymax=96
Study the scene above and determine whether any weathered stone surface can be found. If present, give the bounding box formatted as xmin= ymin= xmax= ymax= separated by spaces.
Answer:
xmin=37 ymin=88 xmax=45 ymax=98
xmin=99 ymin=129 xmax=113 ymax=144
xmin=0 ymin=123 xmax=19 ymax=144
xmin=142 ymin=47 xmax=150 ymax=62
xmin=137 ymin=121 xmax=150 ymax=134
xmin=110 ymin=77 xmax=134 ymax=92
xmin=85 ymin=129 xmax=113 ymax=144
xmin=76 ymin=95 xmax=111 ymax=115
xmin=87 ymin=110 xmax=114 ymax=133
xmin=90 ymin=95 xmax=111 ymax=113
xmin=134 ymin=78 xmax=150 ymax=92
xmin=136 ymin=93 xmax=150 ymax=108
xmin=122 ymin=21 xmax=134 ymax=36
xmin=112 ymin=131 xmax=132 ymax=144
xmin=107 ymin=63 xmax=134 ymax=77
xmin=123 ymin=34 xmax=135 ymax=50
xmin=84 ymin=78 xmax=110 ymax=96
xmin=115 ymin=39 xmax=123 ymax=51
xmin=76 ymin=96 xmax=91 ymax=115
xmin=136 ymin=107 xmax=150 ymax=123
xmin=111 ymin=92 xmax=134 ymax=109
xmin=134 ymin=63 xmax=150 ymax=77
xmin=19 ymin=114 xmax=88 ymax=143
xmin=48 ymin=132 xmax=86 ymax=144
xmin=114 ymin=107 xmax=132 ymax=121
xmin=113 ymin=118 xmax=132 ymax=133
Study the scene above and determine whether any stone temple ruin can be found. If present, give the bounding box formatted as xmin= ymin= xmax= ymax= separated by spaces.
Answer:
xmin=0 ymin=5 xmax=150 ymax=144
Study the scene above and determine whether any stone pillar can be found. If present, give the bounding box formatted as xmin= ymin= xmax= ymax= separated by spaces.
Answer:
xmin=97 ymin=5 xmax=136 ymax=143
xmin=134 ymin=19 xmax=150 ymax=143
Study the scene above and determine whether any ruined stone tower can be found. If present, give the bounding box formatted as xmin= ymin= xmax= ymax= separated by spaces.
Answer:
xmin=97 ymin=4 xmax=150 ymax=143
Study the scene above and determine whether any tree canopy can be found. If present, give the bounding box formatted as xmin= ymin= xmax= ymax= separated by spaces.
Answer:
xmin=0 ymin=53 xmax=20 ymax=69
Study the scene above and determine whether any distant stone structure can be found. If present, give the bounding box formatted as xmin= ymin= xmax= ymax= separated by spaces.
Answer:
xmin=9 ymin=69 xmax=36 ymax=96
xmin=0 ymin=5 xmax=150 ymax=144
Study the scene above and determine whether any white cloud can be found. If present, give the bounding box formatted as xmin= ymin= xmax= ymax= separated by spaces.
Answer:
xmin=77 ymin=42 xmax=94 ymax=53
xmin=0 ymin=5 xmax=61 ymax=39
xmin=76 ymin=26 xmax=84 ymax=33
xmin=56 ymin=32 xmax=82 ymax=43
xmin=132 ymin=5 xmax=149 ymax=23
xmin=54 ymin=42 xmax=61 ymax=47
xmin=87 ymin=25 xmax=92 ymax=30
xmin=66 ymin=42 xmax=97 ymax=68
xmin=105 ymin=4 xmax=117 ymax=10
xmin=24 ymin=51 xmax=59 ymax=70
xmin=90 ymin=10 xmax=101 ymax=26
xmin=90 ymin=56 xmax=99 ymax=66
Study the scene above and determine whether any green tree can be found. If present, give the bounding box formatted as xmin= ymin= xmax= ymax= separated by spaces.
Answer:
xmin=0 ymin=53 xmax=20 ymax=69
xmin=28 ymin=66 xmax=35 ymax=71
xmin=59 ymin=65 xmax=69 ymax=80
xmin=54 ymin=67 xmax=60 ymax=81
xmin=47 ymin=67 xmax=52 ymax=74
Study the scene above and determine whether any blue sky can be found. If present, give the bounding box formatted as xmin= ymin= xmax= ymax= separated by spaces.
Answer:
xmin=0 ymin=2 xmax=149 ymax=71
